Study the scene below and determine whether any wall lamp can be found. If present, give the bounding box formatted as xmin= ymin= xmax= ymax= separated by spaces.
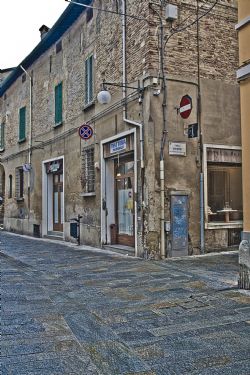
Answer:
xmin=97 ymin=80 xmax=143 ymax=105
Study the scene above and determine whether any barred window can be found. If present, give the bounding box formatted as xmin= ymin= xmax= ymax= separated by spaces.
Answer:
xmin=15 ymin=167 xmax=24 ymax=200
xmin=81 ymin=146 xmax=95 ymax=193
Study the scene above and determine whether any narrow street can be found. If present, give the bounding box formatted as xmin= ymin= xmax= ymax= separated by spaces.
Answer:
xmin=1 ymin=232 xmax=250 ymax=375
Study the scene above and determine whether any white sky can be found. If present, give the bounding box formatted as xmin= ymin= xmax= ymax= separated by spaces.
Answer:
xmin=0 ymin=0 xmax=68 ymax=69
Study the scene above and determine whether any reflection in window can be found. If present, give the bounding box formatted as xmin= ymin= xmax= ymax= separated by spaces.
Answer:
xmin=207 ymin=166 xmax=243 ymax=222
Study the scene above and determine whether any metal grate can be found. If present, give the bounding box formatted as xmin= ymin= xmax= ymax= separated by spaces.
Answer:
xmin=81 ymin=146 xmax=95 ymax=193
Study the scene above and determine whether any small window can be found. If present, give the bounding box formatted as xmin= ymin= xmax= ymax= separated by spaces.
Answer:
xmin=22 ymin=73 xmax=26 ymax=83
xmin=19 ymin=107 xmax=26 ymax=142
xmin=9 ymin=175 xmax=12 ymax=198
xmin=55 ymin=82 xmax=63 ymax=126
xmin=49 ymin=55 xmax=52 ymax=73
xmin=0 ymin=123 xmax=5 ymax=150
xmin=86 ymin=7 xmax=93 ymax=23
xmin=56 ymin=40 xmax=62 ymax=54
xmin=85 ymin=55 xmax=94 ymax=105
xmin=15 ymin=167 xmax=24 ymax=200
xmin=207 ymin=166 xmax=243 ymax=223
xmin=81 ymin=146 xmax=95 ymax=193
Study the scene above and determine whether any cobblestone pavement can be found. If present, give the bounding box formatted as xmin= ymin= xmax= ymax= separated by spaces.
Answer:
xmin=1 ymin=232 xmax=250 ymax=375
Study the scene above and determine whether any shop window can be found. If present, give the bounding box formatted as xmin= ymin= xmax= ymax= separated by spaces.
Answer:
xmin=81 ymin=146 xmax=95 ymax=193
xmin=15 ymin=167 xmax=24 ymax=200
xmin=207 ymin=165 xmax=243 ymax=223
xmin=85 ymin=55 xmax=94 ymax=105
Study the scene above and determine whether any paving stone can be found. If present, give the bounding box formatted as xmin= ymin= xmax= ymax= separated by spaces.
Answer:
xmin=1 ymin=232 xmax=249 ymax=375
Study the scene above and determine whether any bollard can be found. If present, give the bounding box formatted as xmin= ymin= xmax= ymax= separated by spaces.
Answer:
xmin=238 ymin=240 xmax=250 ymax=290
xmin=70 ymin=214 xmax=83 ymax=245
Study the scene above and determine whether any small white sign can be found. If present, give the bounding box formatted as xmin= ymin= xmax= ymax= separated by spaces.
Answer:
xmin=110 ymin=138 xmax=126 ymax=154
xmin=169 ymin=142 xmax=187 ymax=156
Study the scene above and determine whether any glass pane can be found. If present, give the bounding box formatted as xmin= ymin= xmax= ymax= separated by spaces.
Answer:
xmin=117 ymin=183 xmax=133 ymax=236
xmin=54 ymin=192 xmax=59 ymax=223
xmin=60 ymin=192 xmax=64 ymax=224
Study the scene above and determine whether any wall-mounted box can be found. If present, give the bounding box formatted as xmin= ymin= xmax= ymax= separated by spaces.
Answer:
xmin=166 ymin=4 xmax=178 ymax=21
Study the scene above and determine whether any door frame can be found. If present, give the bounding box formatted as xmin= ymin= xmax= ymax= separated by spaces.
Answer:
xmin=42 ymin=156 xmax=64 ymax=237
xmin=101 ymin=129 xmax=138 ymax=255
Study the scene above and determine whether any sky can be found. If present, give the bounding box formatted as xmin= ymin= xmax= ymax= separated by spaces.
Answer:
xmin=0 ymin=0 xmax=69 ymax=69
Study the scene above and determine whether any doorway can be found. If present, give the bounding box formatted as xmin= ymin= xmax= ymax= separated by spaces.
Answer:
xmin=115 ymin=156 xmax=135 ymax=246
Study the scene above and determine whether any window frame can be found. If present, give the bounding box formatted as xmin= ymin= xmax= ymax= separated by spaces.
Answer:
xmin=203 ymin=144 xmax=243 ymax=228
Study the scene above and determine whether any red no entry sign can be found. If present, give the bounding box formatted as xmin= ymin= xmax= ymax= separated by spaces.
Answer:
xmin=179 ymin=95 xmax=192 ymax=119
xmin=78 ymin=123 xmax=93 ymax=140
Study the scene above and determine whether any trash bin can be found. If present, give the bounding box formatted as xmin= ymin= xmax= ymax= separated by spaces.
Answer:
xmin=110 ymin=224 xmax=117 ymax=244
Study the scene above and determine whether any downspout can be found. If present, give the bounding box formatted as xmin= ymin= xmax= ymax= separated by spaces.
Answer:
xmin=160 ymin=20 xmax=167 ymax=259
xmin=196 ymin=1 xmax=205 ymax=254
xmin=121 ymin=0 xmax=144 ymax=257
xmin=121 ymin=0 xmax=144 ymax=169
xmin=20 ymin=65 xmax=32 ymax=215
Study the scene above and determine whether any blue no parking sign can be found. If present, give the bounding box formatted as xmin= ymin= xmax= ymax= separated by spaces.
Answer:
xmin=78 ymin=123 xmax=93 ymax=140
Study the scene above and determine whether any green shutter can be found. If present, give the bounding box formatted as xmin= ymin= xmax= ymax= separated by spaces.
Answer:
xmin=85 ymin=55 xmax=94 ymax=104
xmin=19 ymin=107 xmax=26 ymax=141
xmin=0 ymin=123 xmax=4 ymax=149
xmin=89 ymin=55 xmax=93 ymax=102
xmin=85 ymin=59 xmax=88 ymax=104
xmin=55 ymin=82 xmax=63 ymax=125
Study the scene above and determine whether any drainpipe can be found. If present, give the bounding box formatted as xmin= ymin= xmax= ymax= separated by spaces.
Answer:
xmin=121 ymin=0 xmax=144 ymax=257
xmin=121 ymin=0 xmax=144 ymax=169
xmin=20 ymin=65 xmax=32 ymax=213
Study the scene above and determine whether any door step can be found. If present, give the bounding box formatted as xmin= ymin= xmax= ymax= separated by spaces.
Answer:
xmin=44 ymin=231 xmax=64 ymax=241
xmin=103 ymin=244 xmax=135 ymax=256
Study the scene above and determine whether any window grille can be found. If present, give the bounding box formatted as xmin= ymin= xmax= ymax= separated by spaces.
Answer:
xmin=15 ymin=167 xmax=24 ymax=200
xmin=81 ymin=146 xmax=95 ymax=193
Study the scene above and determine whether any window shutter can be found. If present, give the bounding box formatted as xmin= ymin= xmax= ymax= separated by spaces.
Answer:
xmin=0 ymin=123 xmax=4 ymax=149
xmin=55 ymin=82 xmax=63 ymax=125
xmin=19 ymin=107 xmax=26 ymax=141
xmin=85 ymin=55 xmax=94 ymax=104
xmin=88 ymin=55 xmax=93 ymax=102
xmin=85 ymin=59 xmax=89 ymax=104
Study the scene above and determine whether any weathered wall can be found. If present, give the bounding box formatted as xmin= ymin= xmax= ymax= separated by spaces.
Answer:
xmin=0 ymin=0 xmax=241 ymax=254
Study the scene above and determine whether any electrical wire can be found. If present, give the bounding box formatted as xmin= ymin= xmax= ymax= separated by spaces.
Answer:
xmin=164 ymin=0 xmax=219 ymax=47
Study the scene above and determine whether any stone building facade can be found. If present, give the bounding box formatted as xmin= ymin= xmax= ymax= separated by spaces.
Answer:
xmin=0 ymin=0 xmax=241 ymax=257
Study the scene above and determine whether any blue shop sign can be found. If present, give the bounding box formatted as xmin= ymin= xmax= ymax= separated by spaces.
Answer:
xmin=110 ymin=138 xmax=126 ymax=154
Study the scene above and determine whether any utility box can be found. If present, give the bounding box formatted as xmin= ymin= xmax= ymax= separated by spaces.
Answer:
xmin=70 ymin=222 xmax=78 ymax=239
xmin=166 ymin=4 xmax=178 ymax=21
